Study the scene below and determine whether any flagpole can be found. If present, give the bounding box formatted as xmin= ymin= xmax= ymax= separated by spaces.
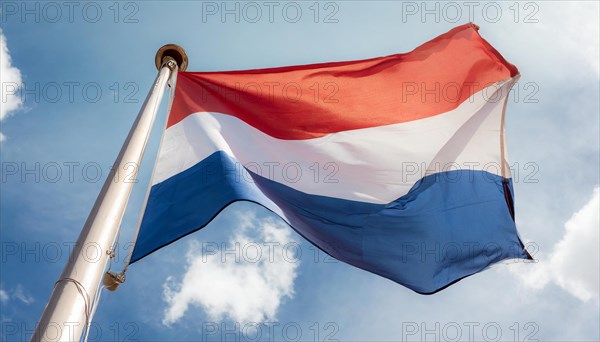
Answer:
xmin=31 ymin=45 xmax=188 ymax=342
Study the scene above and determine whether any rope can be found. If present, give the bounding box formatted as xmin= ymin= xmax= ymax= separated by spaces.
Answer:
xmin=55 ymin=246 xmax=121 ymax=341
xmin=53 ymin=277 xmax=92 ymax=340
xmin=83 ymin=283 xmax=106 ymax=342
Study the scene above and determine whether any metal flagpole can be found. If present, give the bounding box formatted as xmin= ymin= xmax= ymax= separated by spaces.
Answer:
xmin=31 ymin=45 xmax=188 ymax=342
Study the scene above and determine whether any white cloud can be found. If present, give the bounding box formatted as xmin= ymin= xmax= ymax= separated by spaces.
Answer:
xmin=0 ymin=288 xmax=8 ymax=304
xmin=162 ymin=211 xmax=299 ymax=325
xmin=514 ymin=187 xmax=599 ymax=303
xmin=0 ymin=284 xmax=34 ymax=305
xmin=13 ymin=284 xmax=34 ymax=305
xmin=0 ymin=29 xmax=23 ymax=141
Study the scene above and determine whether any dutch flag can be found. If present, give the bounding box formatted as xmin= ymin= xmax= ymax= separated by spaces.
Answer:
xmin=130 ymin=23 xmax=531 ymax=294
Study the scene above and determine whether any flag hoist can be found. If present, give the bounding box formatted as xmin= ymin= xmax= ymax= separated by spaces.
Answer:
xmin=31 ymin=45 xmax=188 ymax=342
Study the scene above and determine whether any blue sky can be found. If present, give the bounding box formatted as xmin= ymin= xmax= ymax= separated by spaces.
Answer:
xmin=1 ymin=1 xmax=599 ymax=341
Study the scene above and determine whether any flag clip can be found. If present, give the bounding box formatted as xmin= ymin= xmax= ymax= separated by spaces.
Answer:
xmin=102 ymin=271 xmax=125 ymax=292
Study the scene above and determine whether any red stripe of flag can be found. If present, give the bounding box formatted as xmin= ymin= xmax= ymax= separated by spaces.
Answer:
xmin=168 ymin=23 xmax=518 ymax=140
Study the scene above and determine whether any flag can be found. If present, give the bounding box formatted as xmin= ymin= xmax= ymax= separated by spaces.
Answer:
xmin=130 ymin=23 xmax=531 ymax=294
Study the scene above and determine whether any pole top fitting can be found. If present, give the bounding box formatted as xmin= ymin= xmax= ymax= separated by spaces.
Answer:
xmin=155 ymin=44 xmax=188 ymax=72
